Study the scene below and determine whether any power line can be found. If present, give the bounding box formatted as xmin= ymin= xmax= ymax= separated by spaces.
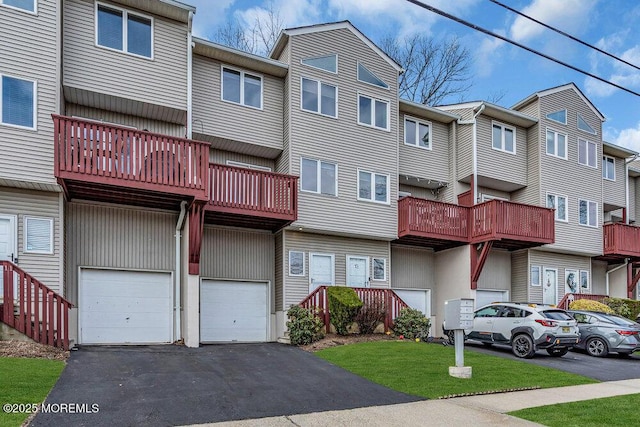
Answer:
xmin=490 ymin=0 xmax=640 ymax=72
xmin=404 ymin=0 xmax=640 ymax=98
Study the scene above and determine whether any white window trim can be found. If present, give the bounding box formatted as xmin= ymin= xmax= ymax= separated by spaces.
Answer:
xmin=372 ymin=257 xmax=387 ymax=281
xmin=300 ymin=157 xmax=338 ymax=196
xmin=357 ymin=93 xmax=390 ymax=132
xmin=357 ymin=169 xmax=390 ymax=205
xmin=481 ymin=194 xmax=509 ymax=202
xmin=357 ymin=61 xmax=389 ymax=90
xmin=546 ymin=192 xmax=569 ymax=223
xmin=95 ymin=2 xmax=154 ymax=60
xmin=288 ymin=251 xmax=305 ymax=277
xmin=309 ymin=252 xmax=335 ymax=287
xmin=491 ymin=121 xmax=516 ymax=154
xmin=578 ymin=199 xmax=598 ymax=228
xmin=0 ymin=74 xmax=37 ymax=131
xmin=530 ymin=265 xmax=541 ymax=287
xmin=300 ymin=76 xmax=338 ymax=118
xmin=577 ymin=112 xmax=597 ymax=135
xmin=546 ymin=127 xmax=568 ymax=160
xmin=225 ymin=160 xmax=272 ymax=172
xmin=577 ymin=138 xmax=597 ymax=169
xmin=404 ymin=116 xmax=432 ymax=150
xmin=0 ymin=0 xmax=36 ymax=14
xmin=300 ymin=54 xmax=338 ymax=74
xmin=346 ymin=255 xmax=370 ymax=287
xmin=603 ymin=155 xmax=616 ymax=181
xmin=24 ymin=216 xmax=54 ymax=255
xmin=221 ymin=66 xmax=264 ymax=110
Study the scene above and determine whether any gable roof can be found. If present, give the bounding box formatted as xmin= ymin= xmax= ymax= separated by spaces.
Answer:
xmin=270 ymin=21 xmax=403 ymax=72
xmin=512 ymin=83 xmax=605 ymax=121
xmin=438 ymin=101 xmax=538 ymax=128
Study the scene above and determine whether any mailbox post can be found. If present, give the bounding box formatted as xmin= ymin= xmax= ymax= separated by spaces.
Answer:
xmin=444 ymin=298 xmax=474 ymax=378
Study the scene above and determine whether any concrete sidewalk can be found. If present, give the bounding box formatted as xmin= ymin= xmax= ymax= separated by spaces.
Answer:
xmin=190 ymin=379 xmax=640 ymax=427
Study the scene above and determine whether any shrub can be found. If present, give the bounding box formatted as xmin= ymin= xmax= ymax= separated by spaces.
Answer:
xmin=327 ymin=287 xmax=363 ymax=335
xmin=603 ymin=297 xmax=640 ymax=320
xmin=393 ymin=308 xmax=430 ymax=340
xmin=355 ymin=297 xmax=386 ymax=335
xmin=286 ymin=305 xmax=324 ymax=346
xmin=569 ymin=299 xmax=614 ymax=314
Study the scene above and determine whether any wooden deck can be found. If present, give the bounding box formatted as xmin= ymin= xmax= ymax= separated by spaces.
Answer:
xmin=601 ymin=223 xmax=640 ymax=261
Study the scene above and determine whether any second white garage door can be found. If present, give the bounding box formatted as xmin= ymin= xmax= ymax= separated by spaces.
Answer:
xmin=200 ymin=280 xmax=268 ymax=343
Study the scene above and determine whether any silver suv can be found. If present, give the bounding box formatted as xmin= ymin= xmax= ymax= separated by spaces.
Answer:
xmin=445 ymin=302 xmax=580 ymax=358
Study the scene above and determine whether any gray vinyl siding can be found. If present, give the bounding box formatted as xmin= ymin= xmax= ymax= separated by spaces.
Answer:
xmin=529 ymin=249 xmax=592 ymax=304
xmin=192 ymin=55 xmax=284 ymax=152
xmin=476 ymin=115 xmax=527 ymax=188
xmin=398 ymin=184 xmax=436 ymax=200
xmin=455 ymin=116 xmax=474 ymax=181
xmin=512 ymin=122 xmax=541 ymax=206
xmin=511 ymin=250 xmax=528 ymax=302
xmin=390 ymin=245 xmax=434 ymax=289
xmin=283 ymin=231 xmax=390 ymax=308
xmin=0 ymin=0 xmax=58 ymax=184
xmin=631 ymin=178 xmax=637 ymax=222
xmin=209 ymin=150 xmax=275 ymax=170
xmin=275 ymin=231 xmax=284 ymax=310
xmin=602 ymin=156 xmax=626 ymax=210
xmin=286 ymin=29 xmax=398 ymax=239
xmin=276 ymin=44 xmax=291 ymax=175
xmin=592 ymin=260 xmax=607 ymax=295
xmin=636 ymin=177 xmax=640 ymax=223
xmin=65 ymin=104 xmax=185 ymax=137
xmin=0 ymin=188 xmax=63 ymax=293
xmin=63 ymin=0 xmax=187 ymax=112
xmin=65 ymin=202 xmax=177 ymax=304
xmin=200 ymin=226 xmax=274 ymax=281
xmin=477 ymin=250 xmax=511 ymax=290
xmin=478 ymin=187 xmax=510 ymax=201
xmin=399 ymin=113 xmax=449 ymax=183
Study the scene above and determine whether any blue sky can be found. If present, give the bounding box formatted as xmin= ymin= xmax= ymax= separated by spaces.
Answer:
xmin=187 ymin=0 xmax=640 ymax=154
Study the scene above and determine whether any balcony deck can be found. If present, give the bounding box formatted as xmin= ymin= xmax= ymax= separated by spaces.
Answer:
xmin=599 ymin=223 xmax=640 ymax=262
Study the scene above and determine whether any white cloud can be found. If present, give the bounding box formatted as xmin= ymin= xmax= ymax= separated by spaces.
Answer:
xmin=474 ymin=33 xmax=506 ymax=78
xmin=510 ymin=0 xmax=598 ymax=42
xmin=190 ymin=0 xmax=237 ymax=39
xmin=611 ymin=123 xmax=640 ymax=153
xmin=586 ymin=41 xmax=640 ymax=99
xmin=584 ymin=77 xmax=616 ymax=98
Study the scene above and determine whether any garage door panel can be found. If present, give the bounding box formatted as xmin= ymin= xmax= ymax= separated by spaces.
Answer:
xmin=80 ymin=326 xmax=171 ymax=344
xmin=82 ymin=310 xmax=172 ymax=328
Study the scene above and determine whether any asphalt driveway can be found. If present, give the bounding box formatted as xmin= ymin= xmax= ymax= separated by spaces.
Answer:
xmin=31 ymin=343 xmax=422 ymax=426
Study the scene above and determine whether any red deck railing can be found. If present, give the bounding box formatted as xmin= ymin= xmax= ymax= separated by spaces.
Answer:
xmin=470 ymin=199 xmax=555 ymax=243
xmin=299 ymin=286 xmax=409 ymax=333
xmin=53 ymin=115 xmax=210 ymax=200
xmin=1 ymin=261 xmax=73 ymax=350
xmin=398 ymin=197 xmax=469 ymax=241
xmin=557 ymin=293 xmax=609 ymax=310
xmin=603 ymin=223 xmax=640 ymax=258
xmin=208 ymin=163 xmax=298 ymax=220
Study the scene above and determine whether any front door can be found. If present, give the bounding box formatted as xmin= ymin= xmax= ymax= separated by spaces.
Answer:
xmin=0 ymin=215 xmax=17 ymax=299
xmin=309 ymin=253 xmax=334 ymax=292
xmin=347 ymin=256 xmax=369 ymax=287
xmin=543 ymin=268 xmax=557 ymax=305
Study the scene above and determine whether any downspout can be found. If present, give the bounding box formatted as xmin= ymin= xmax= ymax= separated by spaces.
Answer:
xmin=175 ymin=201 xmax=188 ymax=341
xmin=606 ymin=259 xmax=628 ymax=296
xmin=457 ymin=103 xmax=486 ymax=204
xmin=625 ymin=154 xmax=638 ymax=224
xmin=186 ymin=10 xmax=194 ymax=139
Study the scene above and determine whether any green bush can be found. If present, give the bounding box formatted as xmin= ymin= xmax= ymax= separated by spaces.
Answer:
xmin=604 ymin=297 xmax=640 ymax=320
xmin=569 ymin=299 xmax=614 ymax=314
xmin=327 ymin=287 xmax=363 ymax=335
xmin=393 ymin=308 xmax=430 ymax=340
xmin=355 ymin=297 xmax=386 ymax=334
xmin=286 ymin=305 xmax=324 ymax=346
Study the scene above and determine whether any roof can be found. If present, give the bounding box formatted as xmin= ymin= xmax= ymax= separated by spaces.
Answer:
xmin=399 ymin=99 xmax=460 ymax=123
xmin=113 ymin=0 xmax=195 ymax=23
xmin=270 ymin=21 xmax=403 ymax=72
xmin=512 ymin=83 xmax=605 ymax=122
xmin=602 ymin=141 xmax=637 ymax=158
xmin=438 ymin=101 xmax=538 ymax=128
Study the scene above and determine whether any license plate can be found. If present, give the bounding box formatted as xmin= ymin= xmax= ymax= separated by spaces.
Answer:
xmin=562 ymin=327 xmax=570 ymax=333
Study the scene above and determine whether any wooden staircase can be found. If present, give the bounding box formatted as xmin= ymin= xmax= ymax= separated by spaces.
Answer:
xmin=1 ymin=261 xmax=73 ymax=350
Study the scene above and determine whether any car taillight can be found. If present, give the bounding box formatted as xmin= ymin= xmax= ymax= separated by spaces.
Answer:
xmin=616 ymin=330 xmax=636 ymax=336
xmin=535 ymin=319 xmax=557 ymax=327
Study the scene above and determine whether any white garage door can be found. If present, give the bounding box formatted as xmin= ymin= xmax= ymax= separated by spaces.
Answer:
xmin=80 ymin=269 xmax=173 ymax=344
xmin=200 ymin=280 xmax=268 ymax=343
xmin=474 ymin=290 xmax=508 ymax=309
xmin=394 ymin=289 xmax=431 ymax=317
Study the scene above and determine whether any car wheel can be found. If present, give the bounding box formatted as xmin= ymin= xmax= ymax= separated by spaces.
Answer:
xmin=586 ymin=337 xmax=608 ymax=357
xmin=546 ymin=347 xmax=569 ymax=357
xmin=511 ymin=334 xmax=535 ymax=358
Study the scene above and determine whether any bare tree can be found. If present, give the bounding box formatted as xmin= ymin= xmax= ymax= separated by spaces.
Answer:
xmin=381 ymin=34 xmax=471 ymax=106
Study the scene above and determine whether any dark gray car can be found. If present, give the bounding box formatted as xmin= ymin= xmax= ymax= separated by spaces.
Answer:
xmin=568 ymin=310 xmax=640 ymax=357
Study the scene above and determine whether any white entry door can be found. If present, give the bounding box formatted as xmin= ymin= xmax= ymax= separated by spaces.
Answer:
xmin=543 ymin=268 xmax=558 ymax=305
xmin=0 ymin=215 xmax=17 ymax=300
xmin=309 ymin=253 xmax=334 ymax=292
xmin=347 ymin=256 xmax=369 ymax=287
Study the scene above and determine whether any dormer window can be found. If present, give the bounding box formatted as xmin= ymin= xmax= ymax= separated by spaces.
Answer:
xmin=301 ymin=54 xmax=337 ymax=73
xmin=577 ymin=113 xmax=596 ymax=134
xmin=546 ymin=109 xmax=566 ymax=125
xmin=357 ymin=62 xmax=388 ymax=89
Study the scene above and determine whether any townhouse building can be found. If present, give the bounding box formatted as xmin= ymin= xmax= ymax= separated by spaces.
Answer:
xmin=1 ymin=0 xmax=639 ymax=349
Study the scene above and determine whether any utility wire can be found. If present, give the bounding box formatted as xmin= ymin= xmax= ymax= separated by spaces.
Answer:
xmin=404 ymin=0 xmax=640 ymax=98
xmin=490 ymin=0 xmax=640 ymax=72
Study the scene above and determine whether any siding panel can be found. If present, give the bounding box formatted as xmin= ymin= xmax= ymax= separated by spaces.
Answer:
xmin=602 ymin=156 xmax=626 ymax=209
xmin=398 ymin=113 xmax=449 ymax=183
xmin=390 ymin=245 xmax=434 ymax=289
xmin=477 ymin=250 xmax=511 ymax=290
xmin=511 ymin=250 xmax=528 ymax=302
xmin=209 ymin=150 xmax=275 ymax=170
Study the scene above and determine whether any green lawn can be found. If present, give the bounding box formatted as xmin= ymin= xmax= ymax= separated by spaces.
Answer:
xmin=0 ymin=358 xmax=65 ymax=427
xmin=316 ymin=341 xmax=597 ymax=399
xmin=509 ymin=394 xmax=640 ymax=427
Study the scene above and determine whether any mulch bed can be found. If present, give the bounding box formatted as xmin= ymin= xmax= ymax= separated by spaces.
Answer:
xmin=300 ymin=333 xmax=396 ymax=352
xmin=0 ymin=340 xmax=69 ymax=360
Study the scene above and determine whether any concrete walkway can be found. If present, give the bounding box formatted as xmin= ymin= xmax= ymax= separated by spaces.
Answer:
xmin=189 ymin=379 xmax=640 ymax=427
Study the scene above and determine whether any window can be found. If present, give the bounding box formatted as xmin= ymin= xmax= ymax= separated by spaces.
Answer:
xmin=357 ymin=62 xmax=388 ymax=89
xmin=358 ymin=170 xmax=389 ymax=204
xmin=580 ymin=270 xmax=590 ymax=291
xmin=301 ymin=158 xmax=337 ymax=196
xmin=1 ymin=0 xmax=35 ymax=13
xmin=546 ymin=109 xmax=567 ymax=124
xmin=226 ymin=160 xmax=271 ymax=172
xmin=578 ymin=138 xmax=597 ymax=168
xmin=578 ymin=113 xmax=596 ymax=134
xmin=358 ymin=94 xmax=388 ymax=130
xmin=24 ymin=217 xmax=53 ymax=254
xmin=1 ymin=75 xmax=36 ymax=129
xmin=547 ymin=193 xmax=568 ymax=222
xmin=546 ymin=129 xmax=567 ymax=159
xmin=475 ymin=306 xmax=501 ymax=318
xmin=96 ymin=3 xmax=152 ymax=58
xmin=372 ymin=258 xmax=386 ymax=281
xmin=222 ymin=68 xmax=262 ymax=109
xmin=579 ymin=199 xmax=597 ymax=227
xmin=301 ymin=54 xmax=337 ymax=73
xmin=603 ymin=156 xmax=615 ymax=180
xmin=531 ymin=265 xmax=541 ymax=287
xmin=492 ymin=122 xmax=515 ymax=154
xmin=301 ymin=78 xmax=336 ymax=117
xmin=404 ymin=117 xmax=431 ymax=149
xmin=289 ymin=251 xmax=305 ymax=276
